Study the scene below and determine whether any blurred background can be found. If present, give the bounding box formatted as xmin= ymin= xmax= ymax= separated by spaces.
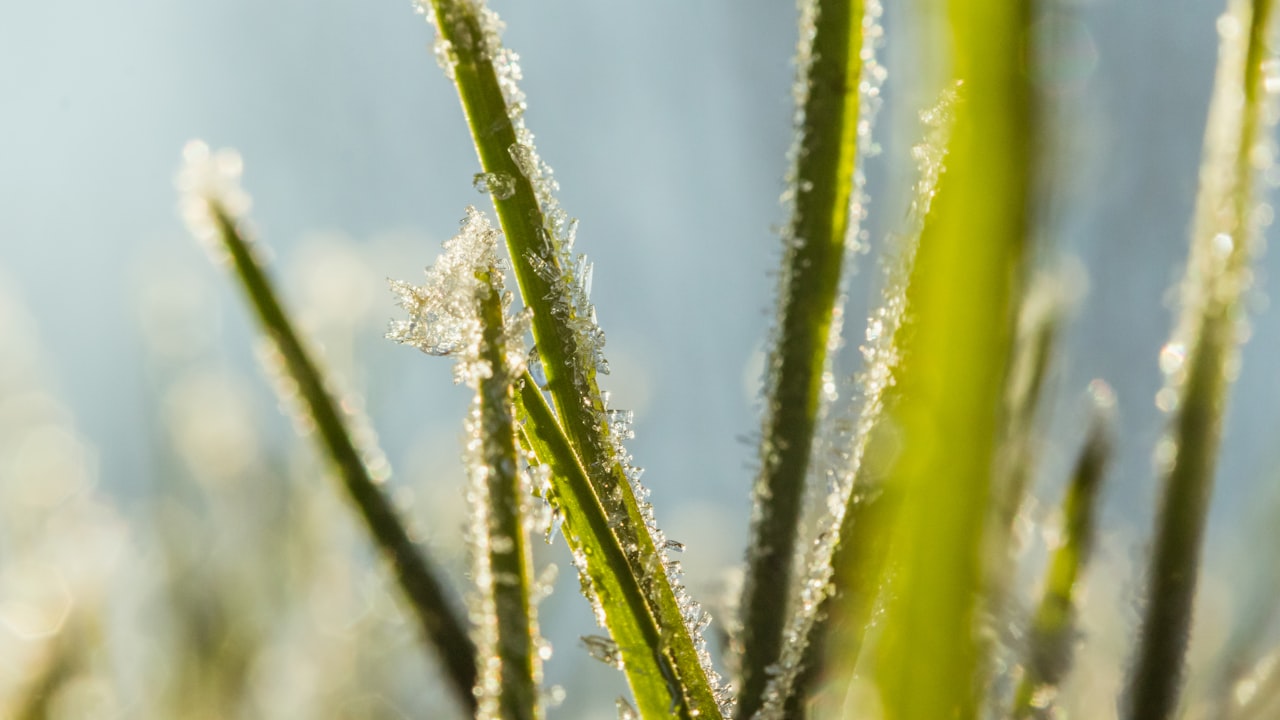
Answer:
xmin=1 ymin=0 xmax=1278 ymax=716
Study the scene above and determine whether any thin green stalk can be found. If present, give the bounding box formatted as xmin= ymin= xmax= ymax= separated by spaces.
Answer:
xmin=1012 ymin=394 xmax=1112 ymax=719
xmin=421 ymin=1 xmax=724 ymax=715
xmin=512 ymin=373 xmax=695 ymax=718
xmin=206 ymin=203 xmax=477 ymax=712
xmin=1125 ymin=1 xmax=1275 ymax=717
xmin=757 ymin=84 xmax=958 ymax=719
xmin=871 ymin=0 xmax=1032 ymax=716
xmin=737 ymin=0 xmax=865 ymax=713
xmin=474 ymin=270 xmax=540 ymax=720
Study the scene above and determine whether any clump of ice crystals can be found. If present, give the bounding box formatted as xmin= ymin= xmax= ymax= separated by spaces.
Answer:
xmin=387 ymin=206 xmax=529 ymax=387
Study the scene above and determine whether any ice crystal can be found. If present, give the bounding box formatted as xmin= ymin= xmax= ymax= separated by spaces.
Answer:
xmin=616 ymin=696 xmax=639 ymax=720
xmin=581 ymin=634 xmax=624 ymax=669
xmin=473 ymin=171 xmax=516 ymax=200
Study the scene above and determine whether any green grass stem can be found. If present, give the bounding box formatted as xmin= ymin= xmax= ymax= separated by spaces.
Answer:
xmin=736 ymin=0 xmax=865 ymax=713
xmin=512 ymin=372 xmax=701 ymax=718
xmin=421 ymin=1 xmax=724 ymax=715
xmin=1124 ymin=1 xmax=1275 ymax=717
xmin=1011 ymin=395 xmax=1112 ymax=719
xmin=474 ymin=269 xmax=540 ymax=720
xmin=207 ymin=203 xmax=478 ymax=713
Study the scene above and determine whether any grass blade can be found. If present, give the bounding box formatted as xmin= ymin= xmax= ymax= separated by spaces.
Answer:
xmin=472 ymin=269 xmax=541 ymax=720
xmin=177 ymin=144 xmax=477 ymax=713
xmin=870 ymin=0 xmax=1033 ymax=716
xmin=513 ymin=373 xmax=695 ymax=718
xmin=418 ymin=1 xmax=726 ymax=715
xmin=1011 ymin=385 xmax=1113 ymax=719
xmin=751 ymin=83 xmax=958 ymax=719
xmin=1124 ymin=1 xmax=1276 ymax=717
xmin=736 ymin=0 xmax=869 ymax=713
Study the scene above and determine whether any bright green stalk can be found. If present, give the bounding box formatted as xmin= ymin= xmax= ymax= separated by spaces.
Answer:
xmin=512 ymin=373 xmax=696 ymax=718
xmin=473 ymin=270 xmax=540 ymax=720
xmin=737 ymin=0 xmax=866 ymax=713
xmin=1012 ymin=396 xmax=1112 ymax=719
xmin=205 ymin=202 xmax=477 ymax=713
xmin=871 ymin=0 xmax=1032 ymax=717
xmin=1125 ymin=0 xmax=1275 ymax=717
xmin=420 ymin=1 xmax=724 ymax=715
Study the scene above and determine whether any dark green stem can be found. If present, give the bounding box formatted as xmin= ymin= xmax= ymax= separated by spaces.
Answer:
xmin=737 ymin=0 xmax=864 ymax=714
xmin=476 ymin=272 xmax=539 ymax=720
xmin=210 ymin=205 xmax=477 ymax=713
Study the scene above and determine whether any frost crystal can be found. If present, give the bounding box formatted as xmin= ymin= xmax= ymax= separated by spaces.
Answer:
xmin=387 ymin=207 xmax=529 ymax=386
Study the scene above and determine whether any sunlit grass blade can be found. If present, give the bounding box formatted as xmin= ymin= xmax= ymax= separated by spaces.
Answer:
xmin=870 ymin=0 xmax=1033 ymax=716
xmin=1011 ymin=385 xmax=1113 ymax=719
xmin=1124 ymin=1 xmax=1276 ymax=717
xmin=178 ymin=145 xmax=477 ymax=713
xmin=418 ymin=1 xmax=726 ymax=715
xmin=736 ymin=0 xmax=870 ymax=713
xmin=472 ymin=266 xmax=541 ymax=720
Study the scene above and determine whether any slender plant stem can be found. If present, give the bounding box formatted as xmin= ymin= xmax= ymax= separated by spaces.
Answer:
xmin=512 ymin=373 xmax=692 ymax=718
xmin=208 ymin=204 xmax=478 ymax=713
xmin=872 ymin=0 xmax=1032 ymax=715
xmin=1125 ymin=1 xmax=1274 ymax=717
xmin=737 ymin=0 xmax=864 ymax=714
xmin=422 ymin=1 xmax=722 ymax=715
xmin=1012 ymin=400 xmax=1112 ymax=719
xmin=475 ymin=271 xmax=540 ymax=720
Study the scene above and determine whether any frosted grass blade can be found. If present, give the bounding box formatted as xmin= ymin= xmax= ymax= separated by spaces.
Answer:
xmin=471 ymin=267 xmax=541 ymax=720
xmin=736 ymin=0 xmax=869 ymax=714
xmin=418 ymin=1 xmax=725 ymax=715
xmin=512 ymin=373 xmax=694 ymax=718
xmin=1011 ymin=387 xmax=1112 ymax=719
xmin=870 ymin=0 xmax=1033 ymax=716
xmin=179 ymin=149 xmax=477 ymax=712
xmin=751 ymin=83 xmax=959 ymax=719
xmin=1125 ymin=0 xmax=1277 ymax=717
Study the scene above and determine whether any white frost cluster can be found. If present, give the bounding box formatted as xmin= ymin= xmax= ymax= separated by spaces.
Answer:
xmin=387 ymin=207 xmax=529 ymax=387
xmin=175 ymin=140 xmax=253 ymax=263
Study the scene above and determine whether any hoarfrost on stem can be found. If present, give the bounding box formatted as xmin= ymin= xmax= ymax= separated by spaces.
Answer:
xmin=387 ymin=206 xmax=529 ymax=386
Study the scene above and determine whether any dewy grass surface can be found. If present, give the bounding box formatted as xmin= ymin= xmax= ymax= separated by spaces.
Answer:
xmin=149 ymin=0 xmax=1280 ymax=718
